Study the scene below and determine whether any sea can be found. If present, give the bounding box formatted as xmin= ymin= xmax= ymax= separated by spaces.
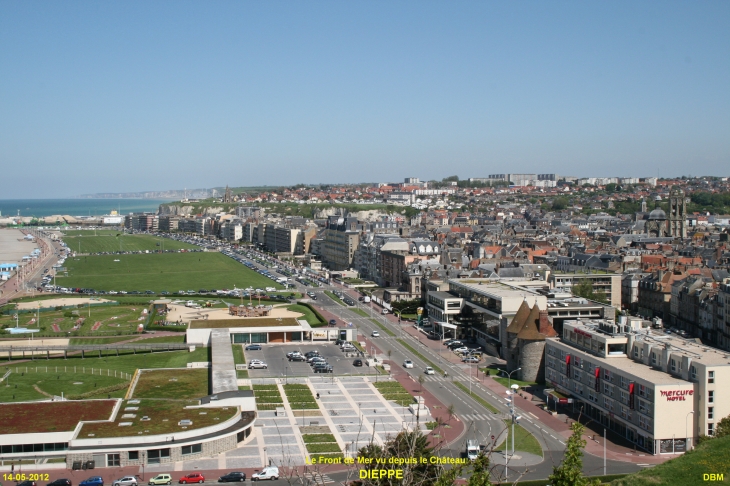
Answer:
xmin=0 ymin=199 xmax=177 ymax=218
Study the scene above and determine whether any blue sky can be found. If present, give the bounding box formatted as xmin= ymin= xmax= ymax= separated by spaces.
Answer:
xmin=1 ymin=1 xmax=728 ymax=197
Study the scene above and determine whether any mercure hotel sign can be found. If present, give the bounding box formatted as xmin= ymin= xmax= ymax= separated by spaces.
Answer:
xmin=659 ymin=389 xmax=693 ymax=401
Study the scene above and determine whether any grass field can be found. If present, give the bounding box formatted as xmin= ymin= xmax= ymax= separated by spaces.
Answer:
xmin=1 ymin=346 xmax=210 ymax=374
xmin=55 ymin=252 xmax=285 ymax=292
xmin=79 ymin=398 xmax=238 ymax=438
xmin=0 ymin=303 xmax=148 ymax=337
xmin=610 ymin=435 xmax=730 ymax=486
xmin=133 ymin=368 xmax=209 ymax=399
xmin=0 ymin=367 xmax=130 ymax=402
xmin=372 ymin=381 xmax=415 ymax=407
xmin=62 ymin=231 xmax=197 ymax=254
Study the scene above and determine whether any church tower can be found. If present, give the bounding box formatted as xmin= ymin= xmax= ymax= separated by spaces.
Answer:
xmin=668 ymin=187 xmax=687 ymax=238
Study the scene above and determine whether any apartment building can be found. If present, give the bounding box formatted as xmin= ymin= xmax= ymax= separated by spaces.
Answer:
xmin=545 ymin=318 xmax=730 ymax=454
xmin=321 ymin=216 xmax=361 ymax=271
xmin=124 ymin=213 xmax=159 ymax=232
xmin=548 ymin=272 xmax=622 ymax=308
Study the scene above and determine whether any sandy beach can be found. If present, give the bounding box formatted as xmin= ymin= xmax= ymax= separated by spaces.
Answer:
xmin=16 ymin=297 xmax=114 ymax=310
xmin=166 ymin=302 xmax=303 ymax=324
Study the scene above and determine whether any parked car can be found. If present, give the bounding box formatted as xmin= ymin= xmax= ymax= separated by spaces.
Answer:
xmin=462 ymin=357 xmax=480 ymax=363
xmin=17 ymin=482 xmax=37 ymax=486
xmin=80 ymin=478 xmax=104 ymax=486
xmin=286 ymin=351 xmax=302 ymax=358
xmin=314 ymin=365 xmax=333 ymax=373
xmin=147 ymin=475 xmax=171 ymax=486
xmin=403 ymin=359 xmax=414 ymax=368
xmin=178 ymin=474 xmax=204 ymax=484
xmin=288 ymin=355 xmax=306 ymax=362
xmin=329 ymin=319 xmax=337 ymax=326
xmin=113 ymin=477 xmax=138 ymax=486
xmin=218 ymin=472 xmax=246 ymax=482
xmin=424 ymin=367 xmax=435 ymax=375
xmin=453 ymin=347 xmax=469 ymax=354
xmin=371 ymin=330 xmax=380 ymax=337
xmin=245 ymin=344 xmax=262 ymax=351
xmin=251 ymin=467 xmax=279 ymax=481
xmin=248 ymin=361 xmax=268 ymax=369
xmin=353 ymin=359 xmax=363 ymax=366
xmin=48 ymin=480 xmax=73 ymax=486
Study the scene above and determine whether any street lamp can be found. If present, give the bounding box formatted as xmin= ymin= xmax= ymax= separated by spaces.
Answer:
xmin=686 ymin=411 xmax=694 ymax=450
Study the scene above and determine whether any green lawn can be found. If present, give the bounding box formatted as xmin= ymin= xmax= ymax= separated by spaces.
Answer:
xmin=302 ymin=434 xmax=337 ymax=444
xmin=493 ymin=422 xmax=543 ymax=457
xmin=132 ymin=368 xmax=209 ymax=399
xmin=351 ymin=308 xmax=368 ymax=317
xmin=610 ymin=435 xmax=730 ymax=486
xmin=0 ymin=347 xmax=210 ymax=375
xmin=55 ymin=252 xmax=284 ymax=292
xmin=62 ymin=231 xmax=197 ymax=253
xmin=0 ymin=368 xmax=130 ymax=402
xmin=0 ymin=304 xmax=148 ymax=338
xmin=70 ymin=336 xmax=136 ymax=345
xmin=306 ymin=443 xmax=343 ymax=453
xmin=252 ymin=384 xmax=284 ymax=410
xmin=373 ymin=381 xmax=415 ymax=406
xmin=79 ymin=399 xmax=238 ymax=438
xmin=283 ymin=383 xmax=319 ymax=410
xmin=370 ymin=319 xmax=396 ymax=337
xmin=287 ymin=303 xmax=325 ymax=326
xmin=324 ymin=291 xmax=346 ymax=306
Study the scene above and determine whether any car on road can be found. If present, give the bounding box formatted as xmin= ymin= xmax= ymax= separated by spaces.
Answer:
xmin=353 ymin=359 xmax=363 ymax=366
xmin=371 ymin=330 xmax=380 ymax=337
xmin=245 ymin=344 xmax=262 ymax=351
xmin=80 ymin=477 xmax=104 ymax=486
xmin=48 ymin=480 xmax=73 ymax=486
xmin=218 ymin=472 xmax=246 ymax=482
xmin=462 ymin=357 xmax=480 ymax=363
xmin=113 ymin=477 xmax=138 ymax=486
xmin=251 ymin=467 xmax=279 ymax=481
xmin=147 ymin=475 xmax=172 ymax=486
xmin=403 ymin=359 xmax=414 ymax=368
xmin=424 ymin=367 xmax=435 ymax=375
xmin=248 ymin=361 xmax=268 ymax=369
xmin=178 ymin=474 xmax=204 ymax=484
xmin=329 ymin=319 xmax=337 ymax=326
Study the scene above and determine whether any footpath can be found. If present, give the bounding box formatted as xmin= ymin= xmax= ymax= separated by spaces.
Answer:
xmin=333 ymin=284 xmax=675 ymax=466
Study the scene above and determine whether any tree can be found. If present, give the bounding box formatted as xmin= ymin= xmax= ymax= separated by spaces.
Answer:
xmin=355 ymin=431 xmax=441 ymax=486
xmin=713 ymin=414 xmax=730 ymax=438
xmin=418 ymin=374 xmax=425 ymax=392
xmin=548 ymin=423 xmax=600 ymax=486
xmin=552 ymin=197 xmax=568 ymax=211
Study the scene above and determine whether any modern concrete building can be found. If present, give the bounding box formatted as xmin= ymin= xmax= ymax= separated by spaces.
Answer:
xmin=548 ymin=272 xmax=622 ymax=309
xmin=545 ymin=318 xmax=730 ymax=454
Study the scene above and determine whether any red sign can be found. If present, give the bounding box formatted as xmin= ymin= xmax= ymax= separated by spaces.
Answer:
xmin=660 ymin=390 xmax=693 ymax=401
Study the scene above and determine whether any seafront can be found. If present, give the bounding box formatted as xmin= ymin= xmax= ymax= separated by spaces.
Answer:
xmin=0 ymin=228 xmax=39 ymax=266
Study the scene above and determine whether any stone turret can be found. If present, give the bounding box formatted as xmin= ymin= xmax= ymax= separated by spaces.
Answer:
xmin=514 ymin=304 xmax=558 ymax=383
xmin=504 ymin=300 xmax=532 ymax=371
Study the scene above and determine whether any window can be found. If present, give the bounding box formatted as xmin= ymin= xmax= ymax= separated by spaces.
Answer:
xmin=588 ymin=390 xmax=597 ymax=403
xmin=708 ymin=423 xmax=715 ymax=436
xmin=709 ymin=391 xmax=714 ymax=403
xmin=633 ymin=347 xmax=638 ymax=358
xmin=604 ymin=397 xmax=613 ymax=411
xmin=651 ymin=353 xmax=657 ymax=366
xmin=620 ymin=376 xmax=627 ymax=388
xmin=639 ymin=415 xmax=651 ymax=431
xmin=709 ymin=371 xmax=715 ymax=384
xmin=691 ymin=366 xmax=697 ymax=381
xmin=641 ymin=348 xmax=645 ymax=359
xmin=128 ymin=451 xmax=139 ymax=461
xmin=708 ymin=407 xmax=714 ymax=420
xmin=671 ymin=359 xmax=676 ymax=373
xmin=621 ymin=391 xmax=629 ymax=404
xmin=147 ymin=449 xmax=171 ymax=464
xmin=604 ymin=369 xmax=611 ymax=381
xmin=182 ymin=443 xmax=202 ymax=455
xmin=603 ymin=383 xmax=611 ymax=396
xmin=107 ymin=454 xmax=120 ymax=467
xmin=574 ymin=369 xmax=580 ymax=380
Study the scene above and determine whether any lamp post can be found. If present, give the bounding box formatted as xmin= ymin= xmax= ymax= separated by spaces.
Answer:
xmin=686 ymin=411 xmax=694 ymax=451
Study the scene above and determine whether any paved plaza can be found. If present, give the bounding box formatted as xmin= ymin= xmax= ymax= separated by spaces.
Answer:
xmin=145 ymin=376 xmax=429 ymax=472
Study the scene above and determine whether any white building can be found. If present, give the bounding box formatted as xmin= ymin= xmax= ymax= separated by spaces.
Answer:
xmin=545 ymin=318 xmax=730 ymax=455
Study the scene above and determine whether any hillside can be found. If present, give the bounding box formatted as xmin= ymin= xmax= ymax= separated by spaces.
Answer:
xmin=610 ymin=435 xmax=730 ymax=485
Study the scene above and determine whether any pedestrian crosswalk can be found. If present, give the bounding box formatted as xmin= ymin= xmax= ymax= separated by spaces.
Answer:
xmin=301 ymin=473 xmax=335 ymax=484
xmin=460 ymin=413 xmax=493 ymax=422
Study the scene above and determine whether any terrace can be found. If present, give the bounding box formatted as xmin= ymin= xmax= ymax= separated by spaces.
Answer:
xmin=0 ymin=400 xmax=117 ymax=434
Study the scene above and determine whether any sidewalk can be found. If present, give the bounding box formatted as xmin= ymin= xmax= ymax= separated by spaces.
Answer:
xmin=312 ymin=301 xmax=467 ymax=450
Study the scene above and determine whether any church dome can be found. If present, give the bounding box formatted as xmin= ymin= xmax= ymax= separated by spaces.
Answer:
xmin=648 ymin=208 xmax=667 ymax=220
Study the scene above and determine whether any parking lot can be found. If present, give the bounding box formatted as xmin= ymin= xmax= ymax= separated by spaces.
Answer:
xmin=243 ymin=343 xmax=370 ymax=378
